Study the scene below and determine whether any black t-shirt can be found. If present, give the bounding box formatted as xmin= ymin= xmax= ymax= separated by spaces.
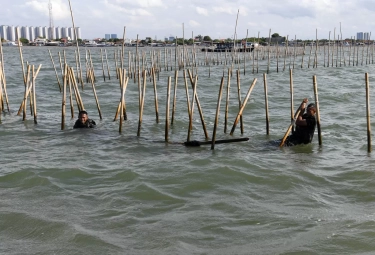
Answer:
xmin=73 ymin=119 xmax=96 ymax=128
xmin=287 ymin=114 xmax=316 ymax=145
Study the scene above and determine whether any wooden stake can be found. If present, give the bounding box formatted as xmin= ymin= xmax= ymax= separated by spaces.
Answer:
xmin=224 ymin=68 xmax=231 ymax=133
xmin=313 ymin=75 xmax=322 ymax=146
xmin=88 ymin=69 xmax=103 ymax=119
xmin=48 ymin=50 xmax=62 ymax=92
xmin=263 ymin=73 xmax=270 ymax=135
xmin=365 ymin=73 xmax=371 ymax=152
xmin=166 ymin=76 xmax=171 ymax=142
xmin=171 ymin=70 xmax=178 ymax=125
xmin=211 ymin=77 xmax=225 ymax=150
xmin=229 ymin=78 xmax=257 ymax=135
xmin=279 ymin=100 xmax=305 ymax=147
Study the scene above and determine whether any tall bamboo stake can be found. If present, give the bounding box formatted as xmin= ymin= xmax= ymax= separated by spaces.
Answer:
xmin=137 ymin=70 xmax=147 ymax=137
xmin=290 ymin=68 xmax=294 ymax=130
xmin=313 ymin=75 xmax=322 ymax=146
xmin=211 ymin=77 xmax=225 ymax=150
xmin=236 ymin=69 xmax=244 ymax=134
xmin=100 ymin=49 xmax=106 ymax=81
xmin=229 ymin=78 xmax=257 ymax=135
xmin=165 ymin=77 xmax=171 ymax=142
xmin=183 ymin=69 xmax=192 ymax=129
xmin=263 ymin=73 xmax=270 ymax=135
xmin=61 ymin=64 xmax=67 ymax=130
xmin=171 ymin=70 xmax=178 ymax=125
xmin=0 ymin=61 xmax=10 ymax=112
xmin=224 ymin=68 xmax=231 ymax=133
xmin=104 ymin=49 xmax=111 ymax=80
xmin=365 ymin=73 xmax=371 ymax=152
xmin=121 ymin=26 xmax=126 ymax=70
xmin=187 ymin=75 xmax=197 ymax=142
xmin=152 ymin=67 xmax=159 ymax=123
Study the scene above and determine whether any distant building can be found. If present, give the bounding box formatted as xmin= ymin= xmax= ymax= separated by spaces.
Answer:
xmin=7 ymin=26 xmax=16 ymax=41
xmin=105 ymin=34 xmax=110 ymax=40
xmin=29 ymin=26 xmax=35 ymax=41
xmin=357 ymin=32 xmax=364 ymax=40
xmin=364 ymin=32 xmax=370 ymax=40
xmin=0 ymin=25 xmax=8 ymax=40
xmin=55 ymin=27 xmax=61 ymax=39
xmin=21 ymin=26 xmax=30 ymax=41
xmin=111 ymin=34 xmax=117 ymax=39
xmin=169 ymin=36 xmax=175 ymax=42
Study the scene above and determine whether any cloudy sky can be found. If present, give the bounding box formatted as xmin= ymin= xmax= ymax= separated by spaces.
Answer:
xmin=3 ymin=0 xmax=375 ymax=40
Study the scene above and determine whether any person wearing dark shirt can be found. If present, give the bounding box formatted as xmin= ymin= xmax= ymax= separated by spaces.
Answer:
xmin=284 ymin=99 xmax=317 ymax=146
xmin=73 ymin=110 xmax=96 ymax=128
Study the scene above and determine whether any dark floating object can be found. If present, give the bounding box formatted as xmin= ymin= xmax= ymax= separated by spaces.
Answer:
xmin=184 ymin=137 xmax=249 ymax=147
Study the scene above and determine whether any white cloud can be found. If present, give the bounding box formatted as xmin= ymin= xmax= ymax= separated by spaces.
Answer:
xmin=196 ymin=7 xmax=208 ymax=16
xmin=189 ymin=20 xmax=200 ymax=27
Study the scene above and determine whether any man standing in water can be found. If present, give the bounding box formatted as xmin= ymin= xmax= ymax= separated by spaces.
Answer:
xmin=284 ymin=99 xmax=317 ymax=146
xmin=73 ymin=110 xmax=96 ymax=128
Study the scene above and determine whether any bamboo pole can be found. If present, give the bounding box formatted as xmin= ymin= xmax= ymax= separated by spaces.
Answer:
xmin=171 ymin=70 xmax=178 ymax=125
xmin=229 ymin=78 xmax=257 ymax=135
xmin=165 ymin=77 xmax=171 ymax=142
xmin=137 ymin=70 xmax=147 ymax=137
xmin=312 ymin=75 xmax=322 ymax=146
xmin=22 ymin=65 xmax=31 ymax=121
xmin=187 ymin=70 xmax=209 ymax=138
xmin=0 ymin=61 xmax=10 ymax=113
xmin=32 ymin=65 xmax=39 ymax=124
xmin=100 ymin=49 xmax=106 ymax=81
xmin=151 ymin=67 xmax=159 ymax=123
xmin=365 ymin=73 xmax=371 ymax=152
xmin=121 ymin=26 xmax=126 ymax=70
xmin=17 ymin=29 xmax=26 ymax=86
xmin=119 ymin=72 xmax=129 ymax=133
xmin=61 ymin=64 xmax=67 ymax=130
xmin=183 ymin=69 xmax=192 ymax=129
xmin=48 ymin=50 xmax=62 ymax=92
xmin=68 ymin=0 xmax=84 ymax=88
xmin=105 ymin=49 xmax=111 ymax=80
xmin=224 ymin=68 xmax=231 ymax=133
xmin=263 ymin=73 xmax=270 ymax=135
xmin=68 ymin=69 xmax=74 ymax=119
xmin=88 ymin=69 xmax=103 ymax=119
xmin=69 ymin=67 xmax=84 ymax=111
xmin=236 ymin=69 xmax=244 ymax=134
xmin=290 ymin=68 xmax=294 ymax=128
xmin=211 ymin=76 xmax=225 ymax=150
xmin=187 ymin=75 xmax=197 ymax=142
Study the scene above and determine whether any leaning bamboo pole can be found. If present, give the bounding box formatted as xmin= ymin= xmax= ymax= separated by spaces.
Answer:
xmin=88 ymin=69 xmax=103 ymax=119
xmin=187 ymin=70 xmax=208 ymax=138
xmin=229 ymin=78 xmax=257 ymax=135
xmin=365 ymin=73 xmax=371 ymax=152
xmin=100 ymin=49 xmax=106 ymax=81
xmin=104 ymin=49 xmax=111 ymax=80
xmin=0 ymin=61 xmax=10 ymax=112
xmin=279 ymin=100 xmax=305 ymax=147
xmin=119 ymin=72 xmax=129 ymax=133
xmin=211 ymin=76 xmax=225 ymax=150
xmin=68 ymin=0 xmax=84 ymax=88
xmin=48 ymin=50 xmax=62 ymax=92
xmin=290 ymin=69 xmax=294 ymax=128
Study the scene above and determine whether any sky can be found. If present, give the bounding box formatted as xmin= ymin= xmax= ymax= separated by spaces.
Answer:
xmin=2 ymin=0 xmax=375 ymax=40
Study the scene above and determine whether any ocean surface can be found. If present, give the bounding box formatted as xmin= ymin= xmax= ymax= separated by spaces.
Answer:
xmin=1 ymin=45 xmax=375 ymax=255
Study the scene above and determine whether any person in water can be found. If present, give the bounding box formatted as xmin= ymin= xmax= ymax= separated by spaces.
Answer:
xmin=284 ymin=98 xmax=317 ymax=146
xmin=73 ymin=110 xmax=96 ymax=128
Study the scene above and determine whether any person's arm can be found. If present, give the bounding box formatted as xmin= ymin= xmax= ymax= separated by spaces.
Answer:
xmin=295 ymin=98 xmax=308 ymax=126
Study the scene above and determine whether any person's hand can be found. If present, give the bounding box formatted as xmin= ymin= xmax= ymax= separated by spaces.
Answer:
xmin=301 ymin=98 xmax=308 ymax=111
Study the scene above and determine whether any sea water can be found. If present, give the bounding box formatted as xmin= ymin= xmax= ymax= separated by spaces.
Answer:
xmin=1 ymin=46 xmax=375 ymax=255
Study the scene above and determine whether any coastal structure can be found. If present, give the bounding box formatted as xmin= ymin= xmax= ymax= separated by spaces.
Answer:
xmin=0 ymin=25 xmax=81 ymax=41
xmin=105 ymin=34 xmax=118 ymax=40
